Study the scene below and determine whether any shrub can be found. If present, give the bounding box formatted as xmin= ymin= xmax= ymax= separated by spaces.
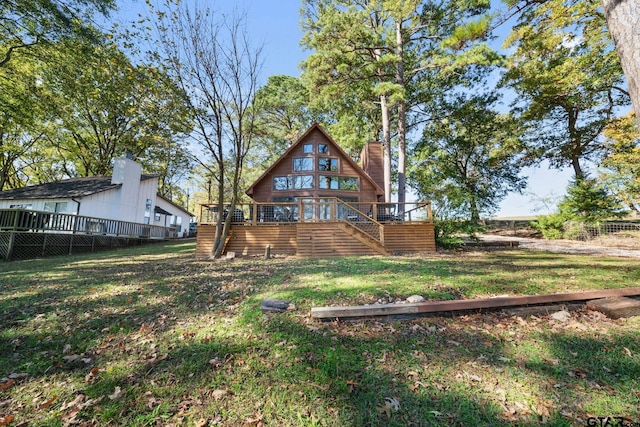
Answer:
xmin=434 ymin=219 xmax=485 ymax=249
xmin=531 ymin=213 xmax=567 ymax=240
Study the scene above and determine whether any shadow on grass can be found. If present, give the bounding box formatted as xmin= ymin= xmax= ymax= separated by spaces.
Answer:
xmin=1 ymin=243 xmax=639 ymax=425
xmin=80 ymin=313 xmax=539 ymax=427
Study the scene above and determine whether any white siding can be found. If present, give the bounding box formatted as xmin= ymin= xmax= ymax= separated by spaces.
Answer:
xmin=154 ymin=197 xmax=192 ymax=238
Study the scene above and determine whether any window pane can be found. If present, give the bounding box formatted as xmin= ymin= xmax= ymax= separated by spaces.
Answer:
xmin=293 ymin=175 xmax=313 ymax=189
xmin=319 ymin=176 xmax=329 ymax=189
xmin=293 ymin=157 xmax=313 ymax=171
xmin=339 ymin=177 xmax=359 ymax=190
xmin=318 ymin=158 xmax=338 ymax=171
xmin=273 ymin=176 xmax=291 ymax=190
xmin=330 ymin=176 xmax=339 ymax=189
xmin=318 ymin=144 xmax=328 ymax=154
xmin=303 ymin=144 xmax=313 ymax=154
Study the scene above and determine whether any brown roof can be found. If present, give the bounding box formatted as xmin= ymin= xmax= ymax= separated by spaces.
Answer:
xmin=0 ymin=175 xmax=158 ymax=200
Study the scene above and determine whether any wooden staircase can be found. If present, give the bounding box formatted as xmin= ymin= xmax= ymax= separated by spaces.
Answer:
xmin=337 ymin=222 xmax=391 ymax=256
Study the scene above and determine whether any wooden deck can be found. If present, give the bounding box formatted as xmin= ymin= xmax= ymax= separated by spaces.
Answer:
xmin=196 ymin=200 xmax=435 ymax=259
xmin=196 ymin=221 xmax=435 ymax=258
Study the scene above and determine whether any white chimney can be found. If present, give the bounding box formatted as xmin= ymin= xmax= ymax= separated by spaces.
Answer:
xmin=112 ymin=157 xmax=142 ymax=185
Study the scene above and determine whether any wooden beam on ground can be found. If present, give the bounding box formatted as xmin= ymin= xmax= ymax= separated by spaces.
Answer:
xmin=586 ymin=297 xmax=640 ymax=319
xmin=310 ymin=287 xmax=640 ymax=320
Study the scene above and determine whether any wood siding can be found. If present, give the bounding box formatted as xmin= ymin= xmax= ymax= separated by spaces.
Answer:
xmin=382 ymin=223 xmax=436 ymax=253
xmin=249 ymin=127 xmax=381 ymax=203
xmin=360 ymin=142 xmax=385 ymax=193
xmin=296 ymin=223 xmax=380 ymax=258
xmin=196 ymin=222 xmax=436 ymax=258
xmin=196 ymin=224 xmax=297 ymax=258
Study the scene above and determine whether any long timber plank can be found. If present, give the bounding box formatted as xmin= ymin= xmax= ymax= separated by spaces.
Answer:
xmin=311 ymin=287 xmax=640 ymax=319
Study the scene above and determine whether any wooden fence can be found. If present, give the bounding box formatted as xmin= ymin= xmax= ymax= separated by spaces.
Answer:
xmin=0 ymin=209 xmax=176 ymax=261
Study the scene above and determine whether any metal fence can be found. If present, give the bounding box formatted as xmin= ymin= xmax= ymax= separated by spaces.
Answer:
xmin=564 ymin=221 xmax=640 ymax=245
xmin=199 ymin=200 xmax=433 ymax=225
xmin=0 ymin=209 xmax=176 ymax=261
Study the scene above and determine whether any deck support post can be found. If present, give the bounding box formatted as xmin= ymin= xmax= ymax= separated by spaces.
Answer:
xmin=264 ymin=245 xmax=271 ymax=260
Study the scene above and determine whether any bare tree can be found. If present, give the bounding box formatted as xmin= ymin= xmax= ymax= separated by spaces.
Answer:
xmin=154 ymin=4 xmax=262 ymax=258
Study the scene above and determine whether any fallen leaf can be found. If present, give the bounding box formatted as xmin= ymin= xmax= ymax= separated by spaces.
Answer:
xmin=85 ymin=367 xmax=100 ymax=383
xmin=63 ymin=354 xmax=81 ymax=362
xmin=377 ymin=397 xmax=400 ymax=419
xmin=623 ymin=347 xmax=632 ymax=357
xmin=7 ymin=373 xmax=28 ymax=380
xmin=108 ymin=387 xmax=124 ymax=400
xmin=194 ymin=419 xmax=209 ymax=427
xmin=0 ymin=415 xmax=14 ymax=426
xmin=40 ymin=395 xmax=57 ymax=410
xmin=209 ymin=358 xmax=223 ymax=368
xmin=211 ymin=389 xmax=227 ymax=401
xmin=0 ymin=380 xmax=14 ymax=391
xmin=244 ymin=410 xmax=263 ymax=425
xmin=61 ymin=394 xmax=85 ymax=411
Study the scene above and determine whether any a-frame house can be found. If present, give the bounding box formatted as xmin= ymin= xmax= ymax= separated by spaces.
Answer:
xmin=196 ymin=124 xmax=435 ymax=258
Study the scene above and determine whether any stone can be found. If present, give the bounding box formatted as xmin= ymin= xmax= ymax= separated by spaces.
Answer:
xmin=260 ymin=298 xmax=290 ymax=312
xmin=551 ymin=310 xmax=571 ymax=322
xmin=406 ymin=295 xmax=425 ymax=303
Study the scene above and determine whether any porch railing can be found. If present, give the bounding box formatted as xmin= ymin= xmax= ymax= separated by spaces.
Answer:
xmin=199 ymin=200 xmax=432 ymax=226
xmin=0 ymin=209 xmax=176 ymax=239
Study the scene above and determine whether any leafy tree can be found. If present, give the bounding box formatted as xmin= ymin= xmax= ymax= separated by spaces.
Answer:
xmin=41 ymin=37 xmax=192 ymax=177
xmin=301 ymin=0 xmax=499 ymax=205
xmin=0 ymin=0 xmax=116 ymax=67
xmin=0 ymin=47 xmax=48 ymax=189
xmin=599 ymin=112 xmax=640 ymax=213
xmin=558 ymin=177 xmax=622 ymax=222
xmin=502 ymin=0 xmax=630 ymax=179
xmin=252 ymin=75 xmax=319 ymax=166
xmin=412 ymin=92 xmax=526 ymax=221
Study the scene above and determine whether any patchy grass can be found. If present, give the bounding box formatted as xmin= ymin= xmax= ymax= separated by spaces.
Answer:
xmin=1 ymin=242 xmax=639 ymax=426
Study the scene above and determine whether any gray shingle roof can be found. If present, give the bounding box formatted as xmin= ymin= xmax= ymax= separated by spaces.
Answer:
xmin=0 ymin=175 xmax=158 ymax=200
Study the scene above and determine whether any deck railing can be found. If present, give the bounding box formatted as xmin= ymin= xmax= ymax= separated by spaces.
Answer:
xmin=0 ymin=209 xmax=176 ymax=239
xmin=199 ymin=200 xmax=432 ymax=226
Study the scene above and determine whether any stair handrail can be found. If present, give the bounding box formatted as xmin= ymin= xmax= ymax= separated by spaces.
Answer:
xmin=335 ymin=199 xmax=384 ymax=244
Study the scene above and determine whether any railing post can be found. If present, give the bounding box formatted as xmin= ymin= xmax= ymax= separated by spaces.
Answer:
xmin=6 ymin=231 xmax=16 ymax=261
xmin=252 ymin=203 xmax=257 ymax=225
xmin=372 ymin=204 xmax=378 ymax=222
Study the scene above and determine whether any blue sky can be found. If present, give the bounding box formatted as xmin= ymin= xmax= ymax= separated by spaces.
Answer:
xmin=115 ymin=0 xmax=574 ymax=218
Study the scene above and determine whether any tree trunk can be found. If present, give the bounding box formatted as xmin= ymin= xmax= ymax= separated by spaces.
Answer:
xmin=602 ymin=0 xmax=640 ymax=123
xmin=380 ymin=93 xmax=392 ymax=203
xmin=572 ymin=156 xmax=584 ymax=180
xmin=396 ymin=19 xmax=406 ymax=212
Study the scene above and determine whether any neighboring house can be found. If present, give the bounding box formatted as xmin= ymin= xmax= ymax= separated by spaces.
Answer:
xmin=0 ymin=156 xmax=192 ymax=237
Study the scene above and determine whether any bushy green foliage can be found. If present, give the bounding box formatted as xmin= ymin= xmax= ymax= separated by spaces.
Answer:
xmin=532 ymin=178 xmax=624 ymax=239
xmin=434 ymin=219 xmax=485 ymax=248
xmin=530 ymin=213 xmax=567 ymax=239
xmin=558 ymin=178 xmax=623 ymax=222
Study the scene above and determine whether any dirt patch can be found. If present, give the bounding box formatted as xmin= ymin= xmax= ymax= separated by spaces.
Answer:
xmin=477 ymin=234 xmax=640 ymax=258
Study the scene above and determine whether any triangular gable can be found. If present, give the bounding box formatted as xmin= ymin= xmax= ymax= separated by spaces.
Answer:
xmin=246 ymin=123 xmax=384 ymax=197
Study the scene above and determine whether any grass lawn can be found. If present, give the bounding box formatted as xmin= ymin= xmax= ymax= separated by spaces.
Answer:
xmin=1 ymin=241 xmax=639 ymax=426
